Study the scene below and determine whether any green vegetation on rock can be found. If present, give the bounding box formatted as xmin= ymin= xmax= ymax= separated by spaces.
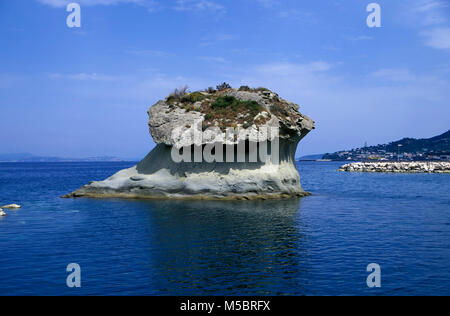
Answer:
xmin=181 ymin=92 xmax=205 ymax=103
xmin=212 ymin=96 xmax=261 ymax=115
xmin=162 ymin=84 xmax=303 ymax=132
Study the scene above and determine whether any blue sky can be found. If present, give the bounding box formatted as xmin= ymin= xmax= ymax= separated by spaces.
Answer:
xmin=0 ymin=0 xmax=449 ymax=159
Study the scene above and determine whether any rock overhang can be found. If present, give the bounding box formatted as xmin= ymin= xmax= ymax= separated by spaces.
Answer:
xmin=148 ymin=87 xmax=315 ymax=148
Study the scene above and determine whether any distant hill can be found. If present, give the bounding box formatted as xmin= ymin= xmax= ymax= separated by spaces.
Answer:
xmin=296 ymin=154 xmax=324 ymax=161
xmin=0 ymin=153 xmax=35 ymax=161
xmin=0 ymin=154 xmax=128 ymax=162
xmin=323 ymin=130 xmax=450 ymax=161
xmin=374 ymin=130 xmax=450 ymax=153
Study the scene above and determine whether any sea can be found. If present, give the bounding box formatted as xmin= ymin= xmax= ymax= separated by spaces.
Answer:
xmin=0 ymin=161 xmax=449 ymax=296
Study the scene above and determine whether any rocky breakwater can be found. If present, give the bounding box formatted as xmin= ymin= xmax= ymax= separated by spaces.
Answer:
xmin=338 ymin=162 xmax=450 ymax=173
xmin=63 ymin=85 xmax=315 ymax=200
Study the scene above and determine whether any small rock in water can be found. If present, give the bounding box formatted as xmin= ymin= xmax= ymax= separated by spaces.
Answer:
xmin=0 ymin=209 xmax=6 ymax=217
xmin=1 ymin=204 xmax=21 ymax=209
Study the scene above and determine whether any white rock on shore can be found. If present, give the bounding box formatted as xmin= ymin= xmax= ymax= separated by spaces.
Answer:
xmin=0 ymin=204 xmax=21 ymax=209
xmin=338 ymin=162 xmax=450 ymax=173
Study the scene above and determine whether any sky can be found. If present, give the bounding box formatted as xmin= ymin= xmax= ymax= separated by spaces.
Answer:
xmin=0 ymin=0 xmax=449 ymax=159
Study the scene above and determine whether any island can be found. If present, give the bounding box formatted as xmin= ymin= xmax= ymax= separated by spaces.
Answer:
xmin=63 ymin=84 xmax=315 ymax=200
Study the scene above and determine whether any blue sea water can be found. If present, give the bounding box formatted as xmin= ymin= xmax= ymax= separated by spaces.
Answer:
xmin=0 ymin=161 xmax=449 ymax=296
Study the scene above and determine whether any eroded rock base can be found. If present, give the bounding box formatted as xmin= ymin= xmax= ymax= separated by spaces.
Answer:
xmin=63 ymin=142 xmax=310 ymax=200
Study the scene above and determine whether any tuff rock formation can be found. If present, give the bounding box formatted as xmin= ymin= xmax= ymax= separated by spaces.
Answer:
xmin=339 ymin=162 xmax=450 ymax=173
xmin=64 ymin=86 xmax=315 ymax=200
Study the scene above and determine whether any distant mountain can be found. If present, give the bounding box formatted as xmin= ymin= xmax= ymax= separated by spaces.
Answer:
xmin=296 ymin=154 xmax=325 ymax=161
xmin=371 ymin=130 xmax=450 ymax=153
xmin=323 ymin=130 xmax=450 ymax=161
xmin=429 ymin=130 xmax=450 ymax=141
xmin=0 ymin=153 xmax=35 ymax=161
xmin=0 ymin=154 xmax=128 ymax=162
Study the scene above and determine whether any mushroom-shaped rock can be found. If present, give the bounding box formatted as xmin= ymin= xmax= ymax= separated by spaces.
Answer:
xmin=64 ymin=87 xmax=315 ymax=200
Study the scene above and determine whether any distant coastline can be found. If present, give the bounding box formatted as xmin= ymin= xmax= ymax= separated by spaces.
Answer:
xmin=322 ymin=130 xmax=449 ymax=162
xmin=297 ymin=130 xmax=449 ymax=162
xmin=0 ymin=153 xmax=136 ymax=163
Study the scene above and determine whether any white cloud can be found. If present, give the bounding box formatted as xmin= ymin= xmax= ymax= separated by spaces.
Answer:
xmin=199 ymin=56 xmax=227 ymax=63
xmin=50 ymin=72 xmax=120 ymax=81
xmin=126 ymin=49 xmax=173 ymax=57
xmin=255 ymin=62 xmax=332 ymax=77
xmin=255 ymin=0 xmax=279 ymax=8
xmin=348 ymin=35 xmax=373 ymax=41
xmin=38 ymin=0 xmax=225 ymax=13
xmin=421 ymin=27 xmax=450 ymax=50
xmin=37 ymin=0 xmax=148 ymax=7
xmin=199 ymin=33 xmax=236 ymax=47
xmin=405 ymin=1 xmax=450 ymax=51
xmin=370 ymin=68 xmax=416 ymax=82
xmin=173 ymin=0 xmax=225 ymax=13
xmin=37 ymin=0 xmax=161 ymax=12
xmin=411 ymin=0 xmax=449 ymax=25
xmin=276 ymin=10 xmax=315 ymax=23
xmin=253 ymin=1 xmax=315 ymax=23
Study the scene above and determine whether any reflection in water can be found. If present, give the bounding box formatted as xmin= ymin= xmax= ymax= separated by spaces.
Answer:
xmin=140 ymin=198 xmax=309 ymax=295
